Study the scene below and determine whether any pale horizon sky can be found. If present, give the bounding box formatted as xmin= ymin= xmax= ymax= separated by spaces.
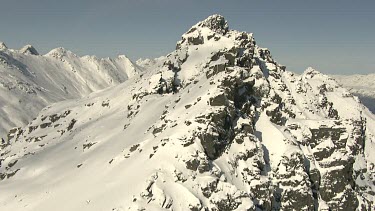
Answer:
xmin=0 ymin=0 xmax=374 ymax=75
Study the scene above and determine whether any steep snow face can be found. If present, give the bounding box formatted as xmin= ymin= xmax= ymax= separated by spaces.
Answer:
xmin=1 ymin=15 xmax=375 ymax=211
xmin=0 ymin=44 xmax=140 ymax=137
xmin=333 ymin=74 xmax=375 ymax=114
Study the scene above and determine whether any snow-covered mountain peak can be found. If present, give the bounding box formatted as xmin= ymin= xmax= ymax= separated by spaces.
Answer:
xmin=1 ymin=15 xmax=375 ymax=211
xmin=81 ymin=54 xmax=98 ymax=60
xmin=176 ymin=15 xmax=231 ymax=50
xmin=304 ymin=66 xmax=317 ymax=73
xmin=158 ymin=15 xmax=275 ymax=94
xmin=303 ymin=66 xmax=322 ymax=76
xmin=117 ymin=54 xmax=130 ymax=59
xmin=45 ymin=47 xmax=76 ymax=58
xmin=19 ymin=44 xmax=39 ymax=55
xmin=0 ymin=42 xmax=7 ymax=50
xmin=196 ymin=14 xmax=229 ymax=35
xmin=116 ymin=54 xmax=134 ymax=63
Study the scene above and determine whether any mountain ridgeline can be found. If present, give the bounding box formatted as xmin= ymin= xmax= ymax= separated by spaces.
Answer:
xmin=1 ymin=15 xmax=374 ymax=211
xmin=0 ymin=44 xmax=140 ymax=136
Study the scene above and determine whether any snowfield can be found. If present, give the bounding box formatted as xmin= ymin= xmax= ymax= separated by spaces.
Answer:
xmin=1 ymin=15 xmax=374 ymax=211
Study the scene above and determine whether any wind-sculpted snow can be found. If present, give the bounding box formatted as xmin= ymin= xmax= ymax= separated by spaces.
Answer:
xmin=1 ymin=14 xmax=374 ymax=211
xmin=0 ymin=45 xmax=140 ymax=136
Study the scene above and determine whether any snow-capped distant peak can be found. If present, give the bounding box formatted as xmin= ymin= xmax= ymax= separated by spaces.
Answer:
xmin=303 ymin=66 xmax=323 ymax=77
xmin=45 ymin=47 xmax=76 ymax=58
xmin=117 ymin=54 xmax=130 ymax=60
xmin=0 ymin=44 xmax=141 ymax=136
xmin=19 ymin=44 xmax=39 ymax=55
xmin=81 ymin=55 xmax=98 ymax=60
xmin=0 ymin=42 xmax=8 ymax=50
xmin=304 ymin=66 xmax=317 ymax=73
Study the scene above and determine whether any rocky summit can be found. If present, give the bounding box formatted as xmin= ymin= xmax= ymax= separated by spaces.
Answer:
xmin=1 ymin=15 xmax=374 ymax=211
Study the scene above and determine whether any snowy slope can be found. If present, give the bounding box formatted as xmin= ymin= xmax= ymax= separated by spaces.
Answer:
xmin=1 ymin=15 xmax=375 ymax=211
xmin=0 ymin=43 xmax=140 ymax=136
xmin=333 ymin=74 xmax=375 ymax=113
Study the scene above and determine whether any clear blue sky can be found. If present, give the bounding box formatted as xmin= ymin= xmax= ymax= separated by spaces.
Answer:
xmin=1 ymin=0 xmax=374 ymax=74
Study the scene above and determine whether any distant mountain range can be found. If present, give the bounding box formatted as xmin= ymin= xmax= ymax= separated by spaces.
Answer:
xmin=333 ymin=74 xmax=375 ymax=114
xmin=0 ymin=43 xmax=141 ymax=136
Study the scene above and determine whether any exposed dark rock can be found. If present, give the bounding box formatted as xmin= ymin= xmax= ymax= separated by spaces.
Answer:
xmin=201 ymin=179 xmax=218 ymax=197
xmin=40 ymin=122 xmax=52 ymax=129
xmin=266 ymin=107 xmax=286 ymax=126
xmin=206 ymin=64 xmax=226 ymax=79
xmin=188 ymin=35 xmax=204 ymax=45
xmin=28 ymin=125 xmax=38 ymax=133
xmin=186 ymin=158 xmax=200 ymax=171
xmin=152 ymin=124 xmax=166 ymax=136
xmin=49 ymin=114 xmax=61 ymax=122
xmin=129 ymin=144 xmax=140 ymax=152
xmin=67 ymin=119 xmax=77 ymax=131
xmin=199 ymin=109 xmax=235 ymax=160
xmin=198 ymin=14 xmax=229 ymax=35
xmin=83 ymin=142 xmax=97 ymax=150
xmin=309 ymin=127 xmax=346 ymax=149
xmin=209 ymin=93 xmax=229 ymax=106
xmin=102 ymin=100 xmax=110 ymax=107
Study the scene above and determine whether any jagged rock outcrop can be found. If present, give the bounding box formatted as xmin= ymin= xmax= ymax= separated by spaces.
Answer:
xmin=1 ymin=15 xmax=374 ymax=211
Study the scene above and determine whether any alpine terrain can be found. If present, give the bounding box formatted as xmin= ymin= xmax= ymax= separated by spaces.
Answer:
xmin=1 ymin=15 xmax=374 ymax=211
xmin=0 ymin=43 xmax=140 ymax=136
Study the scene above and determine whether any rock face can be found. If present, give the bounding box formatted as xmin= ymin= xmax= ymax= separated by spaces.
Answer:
xmin=1 ymin=15 xmax=375 ymax=211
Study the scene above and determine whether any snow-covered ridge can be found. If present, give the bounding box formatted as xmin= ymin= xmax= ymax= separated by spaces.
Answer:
xmin=1 ymin=14 xmax=374 ymax=210
xmin=0 ymin=44 xmax=141 ymax=136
